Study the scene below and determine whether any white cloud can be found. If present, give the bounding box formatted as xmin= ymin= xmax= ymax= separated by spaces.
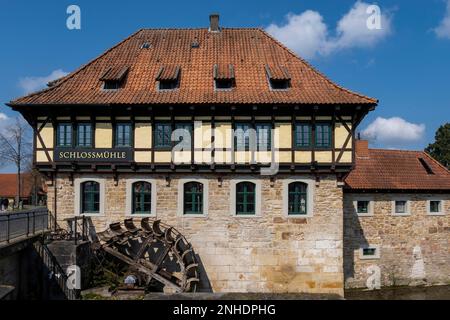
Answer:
xmin=435 ymin=0 xmax=450 ymax=39
xmin=0 ymin=113 xmax=8 ymax=121
xmin=0 ymin=113 xmax=10 ymax=134
xmin=266 ymin=1 xmax=392 ymax=59
xmin=19 ymin=69 xmax=68 ymax=94
xmin=361 ymin=117 xmax=426 ymax=147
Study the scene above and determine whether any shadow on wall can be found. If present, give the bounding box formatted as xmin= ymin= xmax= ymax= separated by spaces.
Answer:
xmin=343 ymin=203 xmax=369 ymax=287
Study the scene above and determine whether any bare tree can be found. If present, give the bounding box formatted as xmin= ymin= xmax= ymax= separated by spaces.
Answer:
xmin=0 ymin=117 xmax=32 ymax=206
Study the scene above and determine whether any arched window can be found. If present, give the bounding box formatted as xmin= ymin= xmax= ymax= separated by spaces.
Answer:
xmin=236 ymin=182 xmax=255 ymax=215
xmin=81 ymin=181 xmax=100 ymax=213
xmin=288 ymin=182 xmax=307 ymax=215
xmin=184 ymin=182 xmax=203 ymax=214
xmin=132 ymin=182 xmax=152 ymax=214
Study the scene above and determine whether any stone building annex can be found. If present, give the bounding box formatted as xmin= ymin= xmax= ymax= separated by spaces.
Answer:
xmin=6 ymin=15 xmax=449 ymax=296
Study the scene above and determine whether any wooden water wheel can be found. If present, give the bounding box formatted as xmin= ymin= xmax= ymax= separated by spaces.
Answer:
xmin=93 ymin=218 xmax=199 ymax=293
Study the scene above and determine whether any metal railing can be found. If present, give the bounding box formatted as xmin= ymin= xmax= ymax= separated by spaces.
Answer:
xmin=34 ymin=240 xmax=79 ymax=300
xmin=0 ymin=207 xmax=49 ymax=245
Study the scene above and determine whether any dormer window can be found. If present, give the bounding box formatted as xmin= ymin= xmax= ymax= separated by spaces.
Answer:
xmin=156 ymin=65 xmax=180 ymax=91
xmin=100 ymin=66 xmax=129 ymax=90
xmin=214 ymin=64 xmax=235 ymax=90
xmin=265 ymin=65 xmax=291 ymax=90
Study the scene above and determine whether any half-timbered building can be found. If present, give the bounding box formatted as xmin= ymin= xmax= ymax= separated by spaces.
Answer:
xmin=7 ymin=15 xmax=448 ymax=295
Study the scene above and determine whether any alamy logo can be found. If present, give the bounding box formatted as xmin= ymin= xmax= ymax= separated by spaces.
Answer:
xmin=366 ymin=5 xmax=382 ymax=30
xmin=366 ymin=265 xmax=381 ymax=290
xmin=66 ymin=5 xmax=81 ymax=30
xmin=66 ymin=265 xmax=81 ymax=290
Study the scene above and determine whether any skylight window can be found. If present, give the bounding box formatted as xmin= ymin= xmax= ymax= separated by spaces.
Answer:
xmin=265 ymin=65 xmax=291 ymax=91
xmin=141 ymin=42 xmax=151 ymax=49
xmin=213 ymin=64 xmax=235 ymax=90
xmin=156 ymin=65 xmax=181 ymax=91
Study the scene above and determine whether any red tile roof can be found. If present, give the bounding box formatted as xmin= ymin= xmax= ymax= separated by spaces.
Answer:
xmin=0 ymin=174 xmax=34 ymax=198
xmin=9 ymin=28 xmax=377 ymax=106
xmin=345 ymin=141 xmax=450 ymax=191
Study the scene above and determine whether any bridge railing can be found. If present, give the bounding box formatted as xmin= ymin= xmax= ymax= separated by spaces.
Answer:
xmin=0 ymin=207 xmax=49 ymax=245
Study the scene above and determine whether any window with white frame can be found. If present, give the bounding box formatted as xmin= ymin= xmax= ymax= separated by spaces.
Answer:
xmin=355 ymin=199 xmax=373 ymax=216
xmin=230 ymin=179 xmax=261 ymax=216
xmin=125 ymin=179 xmax=156 ymax=216
xmin=177 ymin=179 xmax=209 ymax=216
xmin=428 ymin=200 xmax=444 ymax=215
xmin=359 ymin=246 xmax=380 ymax=260
xmin=75 ymin=177 xmax=105 ymax=215
xmin=392 ymin=200 xmax=410 ymax=215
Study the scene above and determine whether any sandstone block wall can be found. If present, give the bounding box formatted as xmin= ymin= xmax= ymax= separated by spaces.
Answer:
xmin=47 ymin=173 xmax=344 ymax=295
xmin=344 ymin=193 xmax=450 ymax=289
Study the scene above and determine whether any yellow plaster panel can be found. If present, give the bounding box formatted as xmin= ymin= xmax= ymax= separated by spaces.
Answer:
xmin=134 ymin=123 xmax=152 ymax=148
xmin=275 ymin=116 xmax=291 ymax=121
xmin=275 ymin=123 xmax=291 ymax=148
xmin=278 ymin=151 xmax=291 ymax=163
xmin=255 ymin=151 xmax=272 ymax=164
xmin=194 ymin=122 xmax=212 ymax=149
xmin=36 ymin=151 xmax=52 ymax=162
xmin=173 ymin=151 xmax=191 ymax=164
xmin=135 ymin=117 xmax=151 ymax=121
xmin=56 ymin=117 xmax=70 ymax=120
xmin=316 ymin=116 xmax=332 ymax=121
xmin=315 ymin=151 xmax=332 ymax=163
xmin=214 ymin=123 xmax=232 ymax=148
xmin=296 ymin=116 xmax=311 ymax=121
xmin=96 ymin=117 xmax=111 ymax=121
xmin=194 ymin=151 xmax=211 ymax=164
xmin=235 ymin=151 xmax=252 ymax=163
xmin=115 ymin=116 xmax=131 ymax=120
xmin=134 ymin=151 xmax=151 ymax=163
xmin=335 ymin=123 xmax=352 ymax=149
xmin=154 ymin=151 xmax=172 ymax=162
xmin=214 ymin=151 xmax=232 ymax=164
xmin=37 ymin=123 xmax=54 ymax=149
xmin=76 ymin=116 xmax=90 ymax=121
xmin=338 ymin=151 xmax=352 ymax=163
xmin=95 ymin=123 xmax=112 ymax=148
xmin=295 ymin=151 xmax=312 ymax=163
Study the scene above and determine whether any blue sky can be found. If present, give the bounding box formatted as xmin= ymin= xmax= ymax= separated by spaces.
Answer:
xmin=0 ymin=0 xmax=449 ymax=172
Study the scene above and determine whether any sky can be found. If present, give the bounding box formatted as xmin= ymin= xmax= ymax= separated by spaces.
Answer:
xmin=0 ymin=0 xmax=449 ymax=172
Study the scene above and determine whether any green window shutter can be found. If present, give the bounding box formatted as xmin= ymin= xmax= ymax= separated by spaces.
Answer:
xmin=256 ymin=123 xmax=271 ymax=151
xmin=235 ymin=123 xmax=251 ymax=151
xmin=57 ymin=124 xmax=72 ymax=147
xmin=315 ymin=124 xmax=332 ymax=148
xmin=155 ymin=123 xmax=172 ymax=148
xmin=81 ymin=181 xmax=100 ymax=213
xmin=183 ymin=182 xmax=203 ymax=214
xmin=132 ymin=182 xmax=152 ymax=214
xmin=116 ymin=123 xmax=132 ymax=147
xmin=295 ymin=124 xmax=311 ymax=148
xmin=77 ymin=123 xmax=92 ymax=147
xmin=236 ymin=182 xmax=256 ymax=215
xmin=288 ymin=182 xmax=307 ymax=215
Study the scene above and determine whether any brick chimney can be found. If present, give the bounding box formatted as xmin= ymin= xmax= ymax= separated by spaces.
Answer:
xmin=355 ymin=139 xmax=369 ymax=158
xmin=209 ymin=13 xmax=220 ymax=32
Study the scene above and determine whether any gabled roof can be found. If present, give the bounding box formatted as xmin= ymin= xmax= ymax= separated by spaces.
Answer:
xmin=9 ymin=28 xmax=377 ymax=107
xmin=345 ymin=141 xmax=450 ymax=191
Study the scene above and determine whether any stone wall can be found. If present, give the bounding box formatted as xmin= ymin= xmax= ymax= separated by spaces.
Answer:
xmin=344 ymin=193 xmax=450 ymax=289
xmin=47 ymin=173 xmax=344 ymax=295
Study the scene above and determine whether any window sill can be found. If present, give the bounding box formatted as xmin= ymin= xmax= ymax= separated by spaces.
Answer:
xmin=181 ymin=214 xmax=207 ymax=218
xmin=392 ymin=212 xmax=411 ymax=217
xmin=427 ymin=212 xmax=446 ymax=216
xmin=356 ymin=213 xmax=374 ymax=217
xmin=126 ymin=213 xmax=156 ymax=217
